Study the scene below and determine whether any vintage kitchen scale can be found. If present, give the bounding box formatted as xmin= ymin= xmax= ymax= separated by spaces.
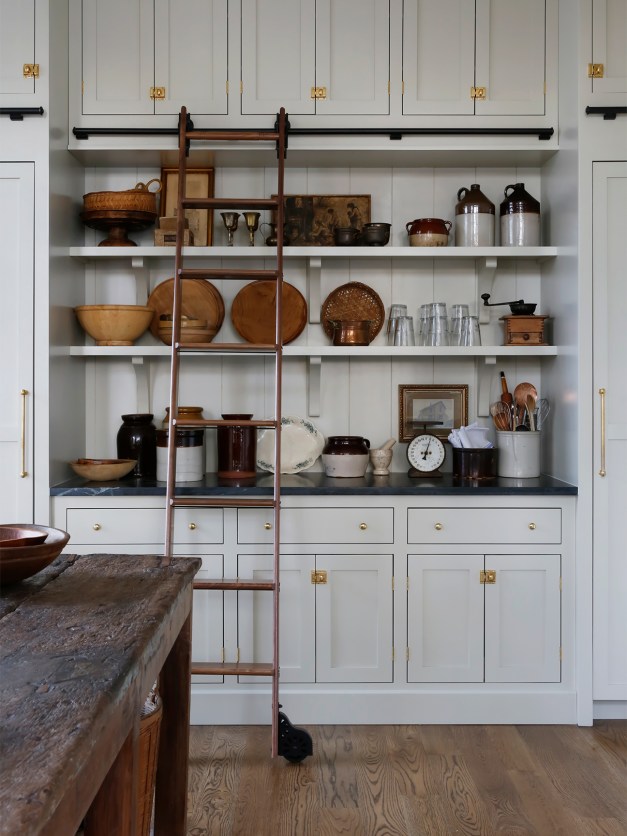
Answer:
xmin=481 ymin=293 xmax=550 ymax=346
xmin=406 ymin=421 xmax=446 ymax=478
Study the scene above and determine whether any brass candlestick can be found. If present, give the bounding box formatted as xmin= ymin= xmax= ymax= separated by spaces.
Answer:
xmin=243 ymin=211 xmax=261 ymax=246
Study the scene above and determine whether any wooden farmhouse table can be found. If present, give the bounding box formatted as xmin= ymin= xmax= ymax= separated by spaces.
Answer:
xmin=0 ymin=552 xmax=201 ymax=835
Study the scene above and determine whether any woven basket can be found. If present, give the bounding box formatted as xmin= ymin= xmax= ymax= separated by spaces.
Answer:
xmin=137 ymin=690 xmax=163 ymax=836
xmin=83 ymin=179 xmax=161 ymax=215
xmin=321 ymin=281 xmax=385 ymax=342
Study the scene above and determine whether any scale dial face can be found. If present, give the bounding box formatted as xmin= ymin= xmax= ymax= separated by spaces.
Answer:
xmin=407 ymin=433 xmax=446 ymax=472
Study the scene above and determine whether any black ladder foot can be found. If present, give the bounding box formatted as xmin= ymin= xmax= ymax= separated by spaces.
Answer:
xmin=277 ymin=705 xmax=313 ymax=763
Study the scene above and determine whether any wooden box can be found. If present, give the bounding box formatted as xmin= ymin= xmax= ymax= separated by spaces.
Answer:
xmin=500 ymin=315 xmax=549 ymax=346
xmin=154 ymin=216 xmax=193 ymax=247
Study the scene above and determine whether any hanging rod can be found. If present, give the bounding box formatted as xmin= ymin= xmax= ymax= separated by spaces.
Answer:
xmin=1 ymin=107 xmax=44 ymax=121
xmin=585 ymin=106 xmax=627 ymax=121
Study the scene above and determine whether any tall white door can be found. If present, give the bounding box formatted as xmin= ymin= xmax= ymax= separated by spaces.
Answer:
xmin=0 ymin=163 xmax=34 ymax=523
xmin=591 ymin=0 xmax=627 ymax=96
xmin=593 ymin=161 xmax=627 ymax=700
xmin=0 ymin=0 xmax=36 ymax=104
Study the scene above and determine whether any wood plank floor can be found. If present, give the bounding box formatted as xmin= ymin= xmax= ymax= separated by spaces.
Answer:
xmin=187 ymin=722 xmax=627 ymax=835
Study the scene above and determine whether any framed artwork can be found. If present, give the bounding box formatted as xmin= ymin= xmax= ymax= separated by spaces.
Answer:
xmin=398 ymin=384 xmax=469 ymax=442
xmin=272 ymin=194 xmax=371 ymax=246
xmin=160 ymin=167 xmax=214 ymax=246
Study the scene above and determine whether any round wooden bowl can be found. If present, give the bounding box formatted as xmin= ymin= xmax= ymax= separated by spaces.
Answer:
xmin=0 ymin=525 xmax=70 ymax=585
xmin=74 ymin=304 xmax=154 ymax=345
xmin=0 ymin=526 xmax=48 ymax=548
xmin=70 ymin=458 xmax=137 ymax=481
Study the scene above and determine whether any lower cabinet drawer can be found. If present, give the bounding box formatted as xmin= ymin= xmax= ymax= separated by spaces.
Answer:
xmin=407 ymin=507 xmax=562 ymax=544
xmin=65 ymin=507 xmax=224 ymax=545
xmin=238 ymin=507 xmax=394 ymax=544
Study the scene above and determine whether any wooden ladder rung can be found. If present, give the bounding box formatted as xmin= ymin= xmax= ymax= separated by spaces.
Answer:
xmin=180 ymin=197 xmax=278 ymax=211
xmin=179 ymin=268 xmax=280 ymax=281
xmin=176 ymin=341 xmax=278 ymax=353
xmin=194 ymin=578 xmax=276 ymax=591
xmin=192 ymin=662 xmax=276 ymax=677
xmin=186 ymin=130 xmax=280 ymax=143
xmin=170 ymin=496 xmax=276 ymax=509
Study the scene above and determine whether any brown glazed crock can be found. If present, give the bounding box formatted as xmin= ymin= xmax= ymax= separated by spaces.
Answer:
xmin=405 ymin=218 xmax=452 ymax=236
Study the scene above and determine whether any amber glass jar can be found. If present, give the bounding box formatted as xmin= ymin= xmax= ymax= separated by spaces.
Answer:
xmin=116 ymin=413 xmax=157 ymax=478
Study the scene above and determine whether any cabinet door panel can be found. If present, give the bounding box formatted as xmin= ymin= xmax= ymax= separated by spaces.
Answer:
xmin=593 ymin=162 xmax=627 ymax=699
xmin=0 ymin=0 xmax=35 ymax=99
xmin=315 ymin=554 xmax=393 ymax=683
xmin=407 ymin=554 xmax=484 ymax=683
xmin=241 ymin=0 xmax=315 ymax=114
xmin=592 ymin=0 xmax=627 ymax=95
xmin=192 ymin=555 xmax=225 ymax=684
xmin=402 ymin=0 xmax=475 ymax=115
xmin=154 ymin=0 xmax=228 ymax=115
xmin=82 ymin=0 xmax=154 ymax=115
xmin=475 ymin=0 xmax=546 ymax=116
xmin=315 ymin=0 xmax=390 ymax=115
xmin=484 ymin=554 xmax=561 ymax=683
xmin=237 ymin=553 xmax=315 ymax=683
xmin=0 ymin=164 xmax=34 ymax=522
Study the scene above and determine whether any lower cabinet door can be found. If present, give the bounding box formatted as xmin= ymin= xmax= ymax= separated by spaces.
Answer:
xmin=407 ymin=554 xmax=484 ymax=683
xmin=315 ymin=553 xmax=393 ymax=683
xmin=236 ymin=553 xmax=315 ymax=683
xmin=191 ymin=554 xmax=225 ymax=684
xmin=484 ymin=554 xmax=561 ymax=683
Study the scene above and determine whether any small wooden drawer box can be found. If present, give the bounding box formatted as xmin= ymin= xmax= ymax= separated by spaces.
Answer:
xmin=500 ymin=314 xmax=549 ymax=345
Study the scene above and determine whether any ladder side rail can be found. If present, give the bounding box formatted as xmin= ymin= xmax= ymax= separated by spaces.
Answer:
xmin=164 ymin=106 xmax=190 ymax=563
xmin=271 ymin=108 xmax=287 ymax=757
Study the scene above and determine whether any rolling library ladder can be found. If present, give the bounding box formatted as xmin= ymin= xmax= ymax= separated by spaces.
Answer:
xmin=163 ymin=107 xmax=312 ymax=762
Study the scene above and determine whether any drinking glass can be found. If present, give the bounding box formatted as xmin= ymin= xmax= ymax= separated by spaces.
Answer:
xmin=460 ymin=315 xmax=481 ymax=346
xmin=392 ymin=315 xmax=415 ymax=346
xmin=450 ymin=304 xmax=470 ymax=345
xmin=417 ymin=304 xmax=431 ymax=346
xmin=387 ymin=304 xmax=408 ymax=344
xmin=426 ymin=315 xmax=449 ymax=346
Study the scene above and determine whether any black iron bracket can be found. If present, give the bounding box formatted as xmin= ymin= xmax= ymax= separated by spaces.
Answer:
xmin=1 ymin=106 xmax=44 ymax=121
xmin=585 ymin=106 xmax=627 ymax=121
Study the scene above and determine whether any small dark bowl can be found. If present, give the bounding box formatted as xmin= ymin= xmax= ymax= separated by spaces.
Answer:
xmin=0 ymin=525 xmax=70 ymax=585
xmin=509 ymin=302 xmax=537 ymax=315
xmin=334 ymin=227 xmax=361 ymax=246
xmin=361 ymin=223 xmax=391 ymax=246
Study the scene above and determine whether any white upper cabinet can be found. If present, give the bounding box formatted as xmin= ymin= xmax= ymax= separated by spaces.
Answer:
xmin=241 ymin=0 xmax=390 ymax=116
xmin=0 ymin=0 xmax=36 ymax=103
xmin=403 ymin=0 xmax=549 ymax=117
xmin=80 ymin=0 xmax=227 ymax=117
xmin=591 ymin=0 xmax=627 ymax=96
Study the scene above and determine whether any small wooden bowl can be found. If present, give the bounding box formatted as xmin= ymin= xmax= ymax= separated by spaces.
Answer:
xmin=0 ymin=525 xmax=70 ymax=585
xmin=0 ymin=526 xmax=48 ymax=548
xmin=70 ymin=458 xmax=137 ymax=481
xmin=75 ymin=304 xmax=154 ymax=345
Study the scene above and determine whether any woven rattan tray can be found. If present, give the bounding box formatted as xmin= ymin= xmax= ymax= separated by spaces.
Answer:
xmin=321 ymin=282 xmax=385 ymax=342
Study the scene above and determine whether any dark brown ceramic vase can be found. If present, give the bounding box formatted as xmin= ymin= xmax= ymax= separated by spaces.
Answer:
xmin=217 ymin=414 xmax=257 ymax=478
xmin=116 ymin=413 xmax=157 ymax=478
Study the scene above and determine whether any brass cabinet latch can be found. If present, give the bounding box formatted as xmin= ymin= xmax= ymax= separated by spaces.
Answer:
xmin=311 ymin=570 xmax=327 ymax=585
xmin=150 ymin=86 xmax=166 ymax=100
xmin=471 ymin=86 xmax=486 ymax=99
xmin=588 ymin=63 xmax=604 ymax=78
xmin=23 ymin=64 xmax=39 ymax=79
xmin=480 ymin=569 xmax=496 ymax=584
xmin=310 ymin=86 xmax=327 ymax=99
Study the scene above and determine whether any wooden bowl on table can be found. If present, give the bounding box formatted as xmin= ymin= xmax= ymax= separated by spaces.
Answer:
xmin=0 ymin=525 xmax=70 ymax=585
xmin=70 ymin=458 xmax=137 ymax=481
xmin=74 ymin=304 xmax=154 ymax=346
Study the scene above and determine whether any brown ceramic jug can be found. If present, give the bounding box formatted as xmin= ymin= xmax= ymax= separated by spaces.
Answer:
xmin=455 ymin=184 xmax=495 ymax=246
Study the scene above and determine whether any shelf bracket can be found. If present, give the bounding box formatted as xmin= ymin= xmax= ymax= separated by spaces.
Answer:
xmin=477 ymin=356 xmax=497 ymax=417
xmin=307 ymin=257 xmax=322 ymax=324
xmin=308 ymin=356 xmax=322 ymax=417
xmin=131 ymin=256 xmax=150 ymax=304
xmin=131 ymin=356 xmax=150 ymax=413
xmin=478 ymin=257 xmax=498 ymax=325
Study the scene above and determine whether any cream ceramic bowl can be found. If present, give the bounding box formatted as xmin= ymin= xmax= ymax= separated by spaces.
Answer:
xmin=408 ymin=232 xmax=449 ymax=247
xmin=75 ymin=304 xmax=154 ymax=346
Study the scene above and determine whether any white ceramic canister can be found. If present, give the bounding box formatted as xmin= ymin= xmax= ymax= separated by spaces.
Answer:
xmin=321 ymin=435 xmax=370 ymax=477
xmin=500 ymin=183 xmax=541 ymax=247
xmin=156 ymin=428 xmax=205 ymax=481
xmin=454 ymin=184 xmax=495 ymax=246
xmin=496 ymin=430 xmax=541 ymax=478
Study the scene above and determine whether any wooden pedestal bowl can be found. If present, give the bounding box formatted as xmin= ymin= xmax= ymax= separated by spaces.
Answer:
xmin=0 ymin=525 xmax=70 ymax=585
xmin=75 ymin=304 xmax=154 ymax=346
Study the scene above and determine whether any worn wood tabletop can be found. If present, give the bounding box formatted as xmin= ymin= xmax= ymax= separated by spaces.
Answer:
xmin=0 ymin=552 xmax=201 ymax=836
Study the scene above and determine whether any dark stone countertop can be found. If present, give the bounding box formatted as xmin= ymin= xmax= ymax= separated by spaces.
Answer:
xmin=51 ymin=471 xmax=577 ymax=496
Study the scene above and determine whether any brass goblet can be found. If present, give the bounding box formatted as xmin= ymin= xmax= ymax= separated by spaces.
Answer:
xmin=243 ymin=211 xmax=261 ymax=246
xmin=220 ymin=212 xmax=240 ymax=246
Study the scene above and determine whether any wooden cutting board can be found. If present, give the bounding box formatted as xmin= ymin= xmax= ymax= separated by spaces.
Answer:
xmin=231 ymin=280 xmax=307 ymax=344
xmin=147 ymin=278 xmax=224 ymax=339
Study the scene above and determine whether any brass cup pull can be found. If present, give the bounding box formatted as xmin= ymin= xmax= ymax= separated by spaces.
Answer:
xmin=359 ymin=522 xmax=367 ymax=531
xmin=434 ymin=522 xmax=443 ymax=531
xmin=188 ymin=522 xmax=197 ymax=530
xmin=92 ymin=523 xmax=101 ymax=531
xmin=264 ymin=522 xmax=272 ymax=530
xmin=528 ymin=522 xmax=537 ymax=530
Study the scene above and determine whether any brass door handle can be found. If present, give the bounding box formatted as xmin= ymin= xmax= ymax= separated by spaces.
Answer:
xmin=434 ymin=522 xmax=443 ymax=531
xmin=188 ymin=522 xmax=197 ymax=530
xmin=92 ymin=523 xmax=101 ymax=531
xmin=359 ymin=522 xmax=367 ymax=531
xmin=528 ymin=522 xmax=537 ymax=530
xmin=599 ymin=388 xmax=606 ymax=476
xmin=264 ymin=522 xmax=272 ymax=530
xmin=20 ymin=389 xmax=28 ymax=477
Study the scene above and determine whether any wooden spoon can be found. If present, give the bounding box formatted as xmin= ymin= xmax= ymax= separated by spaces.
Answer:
xmin=526 ymin=394 xmax=537 ymax=431
xmin=514 ymin=382 xmax=538 ymax=408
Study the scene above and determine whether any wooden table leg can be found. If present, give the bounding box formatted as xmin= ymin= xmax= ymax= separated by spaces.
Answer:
xmin=84 ymin=723 xmax=139 ymax=836
xmin=154 ymin=612 xmax=192 ymax=836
